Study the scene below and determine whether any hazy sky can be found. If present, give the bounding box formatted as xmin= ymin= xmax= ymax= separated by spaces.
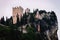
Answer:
xmin=0 ymin=0 xmax=60 ymax=40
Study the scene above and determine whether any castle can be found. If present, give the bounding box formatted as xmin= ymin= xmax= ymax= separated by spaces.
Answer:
xmin=12 ymin=6 xmax=30 ymax=33
xmin=12 ymin=6 xmax=23 ymax=24
xmin=12 ymin=6 xmax=30 ymax=24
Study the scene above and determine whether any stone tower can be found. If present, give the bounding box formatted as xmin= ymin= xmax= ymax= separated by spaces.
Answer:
xmin=12 ymin=6 xmax=23 ymax=24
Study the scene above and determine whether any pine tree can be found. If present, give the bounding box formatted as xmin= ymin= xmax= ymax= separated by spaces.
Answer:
xmin=0 ymin=16 xmax=5 ymax=25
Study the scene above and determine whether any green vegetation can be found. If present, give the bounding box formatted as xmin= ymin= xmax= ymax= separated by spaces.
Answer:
xmin=0 ymin=25 xmax=37 ymax=40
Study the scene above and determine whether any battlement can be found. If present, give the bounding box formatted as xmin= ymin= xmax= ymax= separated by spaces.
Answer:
xmin=13 ymin=6 xmax=23 ymax=10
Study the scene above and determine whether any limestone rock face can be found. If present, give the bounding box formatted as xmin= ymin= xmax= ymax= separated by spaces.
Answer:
xmin=20 ymin=10 xmax=58 ymax=40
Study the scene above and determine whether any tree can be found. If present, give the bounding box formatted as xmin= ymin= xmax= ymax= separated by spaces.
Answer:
xmin=0 ymin=16 xmax=5 ymax=25
xmin=16 ymin=14 xmax=20 ymax=28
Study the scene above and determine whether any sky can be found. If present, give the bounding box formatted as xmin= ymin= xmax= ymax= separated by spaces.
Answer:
xmin=0 ymin=0 xmax=60 ymax=40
